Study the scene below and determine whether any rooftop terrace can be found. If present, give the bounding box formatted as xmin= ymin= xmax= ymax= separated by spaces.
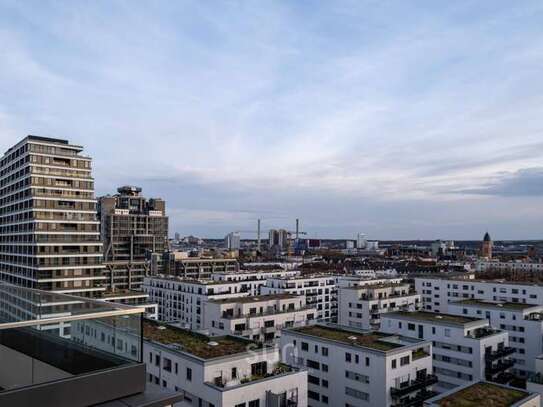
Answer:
xmin=143 ymin=320 xmax=258 ymax=359
xmin=385 ymin=311 xmax=483 ymax=326
xmin=434 ymin=382 xmax=530 ymax=407
xmin=290 ymin=324 xmax=408 ymax=351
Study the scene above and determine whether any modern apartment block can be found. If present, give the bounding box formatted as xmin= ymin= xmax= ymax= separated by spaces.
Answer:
xmin=415 ymin=276 xmax=543 ymax=314
xmin=204 ymin=293 xmax=317 ymax=342
xmin=424 ymin=381 xmax=540 ymax=407
xmin=161 ymin=251 xmax=239 ymax=279
xmin=144 ymin=319 xmax=308 ymax=407
xmin=447 ymin=299 xmax=543 ymax=377
xmin=143 ymin=276 xmax=268 ymax=329
xmin=98 ymin=185 xmax=168 ymax=291
xmin=261 ymin=275 xmax=338 ymax=321
xmin=0 ymin=283 xmax=182 ymax=407
xmin=0 ymin=136 xmax=105 ymax=296
xmin=380 ymin=311 xmax=512 ymax=391
xmin=281 ymin=324 xmax=437 ymax=407
xmin=476 ymin=260 xmax=543 ymax=273
xmin=338 ymin=281 xmax=421 ymax=330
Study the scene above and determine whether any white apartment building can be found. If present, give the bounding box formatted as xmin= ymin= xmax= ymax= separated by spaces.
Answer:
xmin=424 ymin=381 xmax=540 ymax=407
xmin=204 ymin=294 xmax=316 ymax=342
xmin=447 ymin=299 xmax=543 ymax=377
xmin=415 ymin=276 xmax=542 ymax=314
xmin=144 ymin=320 xmax=307 ymax=407
xmin=261 ymin=275 xmax=338 ymax=321
xmin=338 ymin=281 xmax=421 ymax=330
xmin=336 ymin=276 xmax=403 ymax=288
xmin=281 ymin=324 xmax=436 ymax=407
xmin=210 ymin=269 xmax=299 ymax=282
xmin=143 ymin=276 xmax=268 ymax=329
xmin=476 ymin=260 xmax=543 ymax=273
xmin=380 ymin=311 xmax=512 ymax=392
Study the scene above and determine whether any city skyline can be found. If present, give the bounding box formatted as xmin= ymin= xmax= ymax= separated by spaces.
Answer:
xmin=1 ymin=1 xmax=543 ymax=239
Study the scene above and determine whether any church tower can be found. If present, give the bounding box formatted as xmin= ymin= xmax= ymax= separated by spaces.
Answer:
xmin=482 ymin=232 xmax=493 ymax=259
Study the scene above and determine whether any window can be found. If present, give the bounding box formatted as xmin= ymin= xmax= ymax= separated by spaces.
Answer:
xmin=345 ymin=352 xmax=352 ymax=362
xmin=308 ymin=375 xmax=320 ymax=385
xmin=400 ymin=356 xmax=410 ymax=366
xmin=307 ymin=359 xmax=320 ymax=369
xmin=444 ymin=329 xmax=451 ymax=337
xmin=322 ymin=347 xmax=329 ymax=356
xmin=392 ymin=359 xmax=397 ymax=369
xmin=322 ymin=379 xmax=329 ymax=388
xmin=235 ymin=403 xmax=246 ymax=407
xmin=232 ymin=367 xmax=237 ymax=379
xmin=186 ymin=367 xmax=192 ymax=381
xmin=308 ymin=390 xmax=320 ymax=401
xmin=345 ymin=387 xmax=369 ymax=401
xmin=408 ymin=323 xmax=415 ymax=331
xmin=365 ymin=357 xmax=370 ymax=366
xmin=322 ymin=363 xmax=328 ymax=372
xmin=301 ymin=342 xmax=309 ymax=351
xmin=249 ymin=401 xmax=260 ymax=407
xmin=322 ymin=395 xmax=329 ymax=404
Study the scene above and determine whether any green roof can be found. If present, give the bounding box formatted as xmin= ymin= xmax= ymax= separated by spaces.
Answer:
xmin=436 ymin=382 xmax=529 ymax=407
xmin=386 ymin=311 xmax=483 ymax=326
xmin=291 ymin=325 xmax=405 ymax=351
xmin=143 ymin=320 xmax=258 ymax=359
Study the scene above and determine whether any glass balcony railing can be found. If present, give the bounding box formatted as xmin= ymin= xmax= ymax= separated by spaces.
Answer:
xmin=0 ymin=283 xmax=144 ymax=396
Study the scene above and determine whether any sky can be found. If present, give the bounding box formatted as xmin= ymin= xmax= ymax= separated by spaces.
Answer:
xmin=1 ymin=1 xmax=542 ymax=240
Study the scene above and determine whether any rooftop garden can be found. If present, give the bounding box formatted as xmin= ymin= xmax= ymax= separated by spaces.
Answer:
xmin=437 ymin=382 xmax=529 ymax=407
xmin=389 ymin=311 xmax=480 ymax=325
xmin=143 ymin=320 xmax=257 ymax=359
xmin=293 ymin=325 xmax=404 ymax=351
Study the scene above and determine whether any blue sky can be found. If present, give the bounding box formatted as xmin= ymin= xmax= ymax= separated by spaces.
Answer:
xmin=1 ymin=1 xmax=542 ymax=239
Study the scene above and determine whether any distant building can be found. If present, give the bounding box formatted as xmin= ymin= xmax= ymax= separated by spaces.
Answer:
xmin=224 ymin=231 xmax=241 ymax=250
xmin=161 ymin=252 xmax=238 ymax=279
xmin=482 ymin=232 xmax=493 ymax=259
xmin=357 ymin=233 xmax=367 ymax=249
xmin=98 ymin=186 xmax=168 ymax=290
xmin=174 ymin=232 xmax=180 ymax=241
xmin=269 ymin=229 xmax=289 ymax=250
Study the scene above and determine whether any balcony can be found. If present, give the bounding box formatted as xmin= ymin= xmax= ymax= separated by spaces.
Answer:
xmin=391 ymin=374 xmax=439 ymax=398
xmin=485 ymin=347 xmax=515 ymax=361
xmin=392 ymin=389 xmax=438 ymax=407
xmin=486 ymin=359 xmax=515 ymax=375
xmin=0 ymin=283 xmax=149 ymax=406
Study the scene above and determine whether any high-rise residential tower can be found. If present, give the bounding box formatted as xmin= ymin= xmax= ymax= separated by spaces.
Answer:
xmin=98 ymin=186 xmax=168 ymax=290
xmin=0 ymin=135 xmax=105 ymax=295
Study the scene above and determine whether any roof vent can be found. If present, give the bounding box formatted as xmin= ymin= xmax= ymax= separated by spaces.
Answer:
xmin=435 ymin=316 xmax=443 ymax=319
xmin=348 ymin=336 xmax=358 ymax=341
xmin=208 ymin=341 xmax=219 ymax=347
xmin=157 ymin=326 xmax=167 ymax=330
xmin=497 ymin=304 xmax=503 ymax=307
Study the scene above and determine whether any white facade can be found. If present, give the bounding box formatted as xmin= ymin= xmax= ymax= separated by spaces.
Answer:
xmin=338 ymin=282 xmax=421 ymax=330
xmin=476 ymin=260 xmax=543 ymax=273
xmin=204 ymin=294 xmax=316 ymax=342
xmin=447 ymin=300 xmax=543 ymax=377
xmin=415 ymin=276 xmax=543 ymax=314
xmin=144 ymin=322 xmax=307 ymax=407
xmin=381 ymin=311 xmax=511 ymax=392
xmin=281 ymin=324 xmax=435 ymax=407
xmin=210 ymin=269 xmax=298 ymax=282
xmin=261 ymin=275 xmax=338 ymax=321
xmin=224 ymin=232 xmax=241 ymax=250
xmin=143 ymin=276 xmax=268 ymax=329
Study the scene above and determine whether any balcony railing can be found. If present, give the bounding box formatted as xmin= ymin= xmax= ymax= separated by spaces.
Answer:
xmin=486 ymin=359 xmax=515 ymax=375
xmin=391 ymin=389 xmax=438 ymax=407
xmin=390 ymin=374 xmax=438 ymax=398
xmin=485 ymin=347 xmax=515 ymax=361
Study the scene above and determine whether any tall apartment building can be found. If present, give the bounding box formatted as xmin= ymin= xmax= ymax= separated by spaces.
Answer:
xmin=447 ymin=300 xmax=543 ymax=378
xmin=261 ymin=275 xmax=338 ymax=321
xmin=269 ymin=229 xmax=289 ymax=250
xmin=224 ymin=231 xmax=241 ymax=250
xmin=281 ymin=324 xmax=437 ymax=407
xmin=0 ymin=136 xmax=105 ymax=295
xmin=144 ymin=319 xmax=308 ymax=407
xmin=143 ymin=275 xmax=268 ymax=328
xmin=380 ymin=311 xmax=512 ymax=391
xmin=204 ymin=293 xmax=316 ymax=342
xmin=98 ymin=185 xmax=168 ymax=290
xmin=338 ymin=281 xmax=421 ymax=330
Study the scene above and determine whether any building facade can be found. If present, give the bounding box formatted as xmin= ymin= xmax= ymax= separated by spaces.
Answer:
xmin=98 ymin=185 xmax=168 ymax=290
xmin=281 ymin=324 xmax=436 ymax=407
xmin=162 ymin=252 xmax=239 ymax=279
xmin=0 ymin=136 xmax=105 ymax=295
xmin=380 ymin=311 xmax=512 ymax=391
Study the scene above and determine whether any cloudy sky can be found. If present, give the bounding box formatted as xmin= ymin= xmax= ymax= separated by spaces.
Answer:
xmin=1 ymin=1 xmax=542 ymax=240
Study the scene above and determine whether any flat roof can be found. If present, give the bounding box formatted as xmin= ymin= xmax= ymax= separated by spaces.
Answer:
xmin=385 ymin=311 xmax=483 ymax=326
xmin=207 ymin=294 xmax=300 ymax=304
xmin=452 ymin=299 xmax=541 ymax=311
xmin=289 ymin=324 xmax=415 ymax=352
xmin=143 ymin=320 xmax=258 ymax=359
xmin=342 ymin=282 xmax=408 ymax=290
xmin=431 ymin=382 xmax=531 ymax=407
